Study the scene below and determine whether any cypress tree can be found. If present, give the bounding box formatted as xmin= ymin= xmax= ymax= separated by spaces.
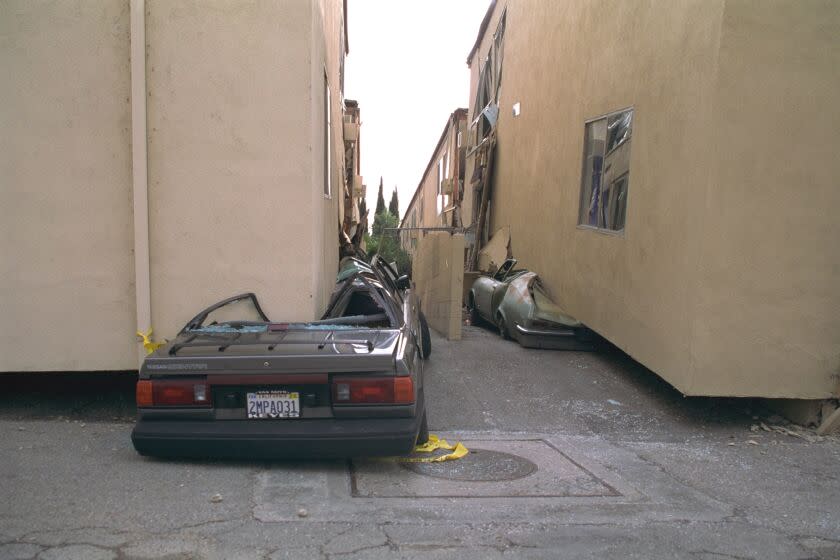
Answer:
xmin=388 ymin=187 xmax=399 ymax=218
xmin=375 ymin=177 xmax=386 ymax=215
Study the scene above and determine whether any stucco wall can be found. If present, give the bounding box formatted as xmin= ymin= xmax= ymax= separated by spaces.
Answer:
xmin=146 ymin=0 xmax=320 ymax=337
xmin=472 ymin=0 xmax=839 ymax=397
xmin=482 ymin=0 xmax=722 ymax=393
xmin=1 ymin=0 xmax=349 ymax=371
xmin=0 ymin=0 xmax=136 ymax=371
xmin=413 ymin=233 xmax=464 ymax=340
xmin=691 ymin=1 xmax=840 ymax=397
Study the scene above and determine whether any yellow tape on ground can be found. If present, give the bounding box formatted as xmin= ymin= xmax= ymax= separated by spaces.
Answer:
xmin=394 ymin=434 xmax=469 ymax=463
xmin=136 ymin=329 xmax=165 ymax=354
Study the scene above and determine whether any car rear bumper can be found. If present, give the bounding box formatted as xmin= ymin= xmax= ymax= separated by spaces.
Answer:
xmin=132 ymin=413 xmax=422 ymax=459
xmin=514 ymin=324 xmax=595 ymax=351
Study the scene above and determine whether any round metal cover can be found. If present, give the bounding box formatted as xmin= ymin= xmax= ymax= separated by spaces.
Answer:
xmin=402 ymin=449 xmax=537 ymax=481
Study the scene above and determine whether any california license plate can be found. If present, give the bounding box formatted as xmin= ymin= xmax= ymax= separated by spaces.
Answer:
xmin=246 ymin=391 xmax=300 ymax=419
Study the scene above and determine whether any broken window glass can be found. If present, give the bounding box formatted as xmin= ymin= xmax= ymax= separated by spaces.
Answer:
xmin=471 ymin=10 xmax=507 ymax=143
xmin=607 ymin=110 xmax=633 ymax=152
xmin=578 ymin=119 xmax=606 ymax=228
xmin=578 ymin=109 xmax=632 ymax=232
xmin=474 ymin=60 xmax=492 ymax=119
xmin=605 ymin=173 xmax=629 ymax=230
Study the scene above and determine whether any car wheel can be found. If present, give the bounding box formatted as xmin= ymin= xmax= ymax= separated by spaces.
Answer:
xmin=497 ymin=315 xmax=511 ymax=340
xmin=416 ymin=411 xmax=429 ymax=446
xmin=419 ymin=311 xmax=432 ymax=359
xmin=467 ymin=295 xmax=480 ymax=325
xmin=468 ymin=306 xmax=480 ymax=325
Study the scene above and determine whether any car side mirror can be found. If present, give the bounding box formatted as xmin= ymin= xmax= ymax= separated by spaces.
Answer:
xmin=396 ymin=275 xmax=410 ymax=290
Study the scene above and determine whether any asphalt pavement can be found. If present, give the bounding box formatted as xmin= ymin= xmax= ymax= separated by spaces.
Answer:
xmin=1 ymin=325 xmax=838 ymax=559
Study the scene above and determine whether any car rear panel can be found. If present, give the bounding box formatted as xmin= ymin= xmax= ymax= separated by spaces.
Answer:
xmin=132 ymin=404 xmax=423 ymax=458
xmin=131 ymin=393 xmax=424 ymax=459
xmin=132 ymin=327 xmax=423 ymax=458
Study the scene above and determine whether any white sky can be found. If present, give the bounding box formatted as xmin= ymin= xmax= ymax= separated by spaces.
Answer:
xmin=345 ymin=0 xmax=491 ymax=223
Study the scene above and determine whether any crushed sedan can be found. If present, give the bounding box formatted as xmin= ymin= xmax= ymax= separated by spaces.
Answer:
xmin=131 ymin=260 xmax=429 ymax=459
xmin=467 ymin=258 xmax=596 ymax=351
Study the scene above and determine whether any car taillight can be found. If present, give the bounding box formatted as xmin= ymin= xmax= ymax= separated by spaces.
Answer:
xmin=332 ymin=376 xmax=414 ymax=404
xmin=136 ymin=380 xmax=153 ymax=407
xmin=135 ymin=379 xmax=211 ymax=407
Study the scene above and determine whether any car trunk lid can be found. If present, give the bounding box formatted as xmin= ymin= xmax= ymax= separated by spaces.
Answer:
xmin=142 ymin=328 xmax=400 ymax=376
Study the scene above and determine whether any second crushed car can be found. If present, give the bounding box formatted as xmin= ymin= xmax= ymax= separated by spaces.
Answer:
xmin=468 ymin=258 xmax=595 ymax=350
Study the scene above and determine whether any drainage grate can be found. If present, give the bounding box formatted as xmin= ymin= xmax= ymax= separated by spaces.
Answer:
xmin=401 ymin=449 xmax=537 ymax=481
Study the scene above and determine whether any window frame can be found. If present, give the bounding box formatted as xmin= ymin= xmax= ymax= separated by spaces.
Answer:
xmin=323 ymin=71 xmax=332 ymax=199
xmin=576 ymin=106 xmax=634 ymax=237
xmin=436 ymin=157 xmax=445 ymax=215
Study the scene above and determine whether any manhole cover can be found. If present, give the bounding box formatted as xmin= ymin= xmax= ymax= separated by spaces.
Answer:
xmin=401 ymin=449 xmax=537 ymax=481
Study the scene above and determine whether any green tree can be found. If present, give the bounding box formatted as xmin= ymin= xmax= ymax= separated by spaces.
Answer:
xmin=365 ymin=210 xmax=412 ymax=276
xmin=374 ymin=177 xmax=385 ymax=215
xmin=370 ymin=207 xmax=395 ymax=236
xmin=388 ymin=187 xmax=399 ymax=218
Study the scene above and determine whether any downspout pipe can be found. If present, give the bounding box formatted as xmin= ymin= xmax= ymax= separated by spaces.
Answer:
xmin=130 ymin=0 xmax=151 ymax=365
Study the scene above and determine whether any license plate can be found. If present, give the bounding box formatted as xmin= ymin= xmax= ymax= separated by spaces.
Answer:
xmin=246 ymin=391 xmax=300 ymax=419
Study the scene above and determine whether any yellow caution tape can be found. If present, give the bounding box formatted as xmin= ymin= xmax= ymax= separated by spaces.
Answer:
xmin=136 ymin=329 xmax=165 ymax=354
xmin=392 ymin=434 xmax=469 ymax=463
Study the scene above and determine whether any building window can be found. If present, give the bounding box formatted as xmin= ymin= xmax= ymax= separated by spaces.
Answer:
xmin=436 ymin=158 xmax=444 ymax=215
xmin=324 ymin=72 xmax=331 ymax=198
xmin=578 ymin=108 xmax=633 ymax=232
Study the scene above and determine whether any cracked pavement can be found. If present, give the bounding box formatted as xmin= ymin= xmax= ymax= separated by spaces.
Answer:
xmin=1 ymin=326 xmax=839 ymax=559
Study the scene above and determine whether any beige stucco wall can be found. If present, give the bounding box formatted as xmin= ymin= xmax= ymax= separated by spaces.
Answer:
xmin=473 ymin=0 xmax=839 ymax=398
xmin=147 ymin=0 xmax=344 ymax=338
xmin=413 ymin=233 xmax=464 ymax=340
xmin=0 ymin=0 xmax=136 ymax=371
xmin=1 ymin=0 xmax=348 ymax=371
xmin=690 ymin=1 xmax=840 ymax=397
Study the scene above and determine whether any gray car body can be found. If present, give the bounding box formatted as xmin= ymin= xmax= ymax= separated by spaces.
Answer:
xmin=469 ymin=259 xmax=595 ymax=351
xmin=132 ymin=264 xmax=427 ymax=458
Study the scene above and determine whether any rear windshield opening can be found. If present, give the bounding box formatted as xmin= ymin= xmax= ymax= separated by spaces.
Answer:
xmin=343 ymin=291 xmax=385 ymax=317
xmin=319 ymin=280 xmax=395 ymax=328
